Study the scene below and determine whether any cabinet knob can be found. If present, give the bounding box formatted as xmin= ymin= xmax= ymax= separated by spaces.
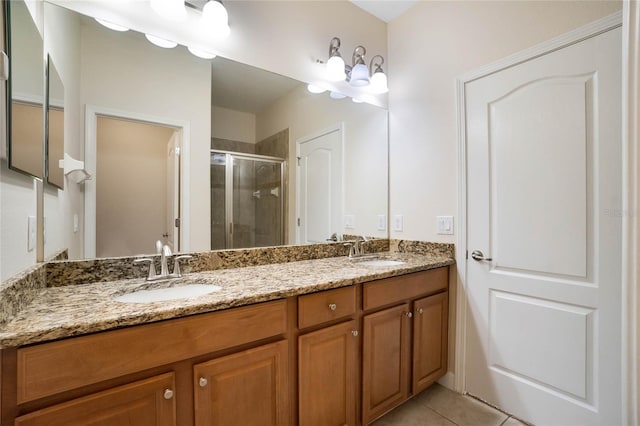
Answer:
xmin=405 ymin=311 xmax=413 ymax=318
xmin=418 ymin=308 xmax=424 ymax=315
xmin=163 ymin=389 xmax=174 ymax=400
xmin=199 ymin=377 xmax=208 ymax=388
xmin=352 ymin=330 xmax=358 ymax=337
xmin=328 ymin=303 xmax=337 ymax=311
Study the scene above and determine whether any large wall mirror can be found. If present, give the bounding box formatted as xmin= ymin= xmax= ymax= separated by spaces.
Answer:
xmin=6 ymin=0 xmax=44 ymax=180
xmin=42 ymin=2 xmax=388 ymax=260
xmin=46 ymin=56 xmax=64 ymax=189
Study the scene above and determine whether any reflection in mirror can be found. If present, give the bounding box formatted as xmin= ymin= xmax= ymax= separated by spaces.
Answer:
xmin=8 ymin=0 xmax=44 ymax=179
xmin=46 ymin=57 xmax=64 ymax=189
xmin=43 ymin=3 xmax=388 ymax=260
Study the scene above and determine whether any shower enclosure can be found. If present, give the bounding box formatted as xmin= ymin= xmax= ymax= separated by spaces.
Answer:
xmin=210 ymin=151 xmax=285 ymax=249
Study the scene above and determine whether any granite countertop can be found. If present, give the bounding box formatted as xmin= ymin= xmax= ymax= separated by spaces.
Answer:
xmin=0 ymin=253 xmax=454 ymax=348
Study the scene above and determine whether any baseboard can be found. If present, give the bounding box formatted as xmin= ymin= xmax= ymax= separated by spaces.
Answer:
xmin=437 ymin=371 xmax=456 ymax=391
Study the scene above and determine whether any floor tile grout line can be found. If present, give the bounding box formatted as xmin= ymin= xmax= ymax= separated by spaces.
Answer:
xmin=425 ymin=405 xmax=461 ymax=426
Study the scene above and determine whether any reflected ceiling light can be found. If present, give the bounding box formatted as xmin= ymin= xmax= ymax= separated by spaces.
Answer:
xmin=150 ymin=0 xmax=187 ymax=21
xmin=201 ymin=0 xmax=231 ymax=39
xmin=188 ymin=46 xmax=217 ymax=59
xmin=95 ymin=18 xmax=129 ymax=32
xmin=330 ymin=91 xmax=346 ymax=100
xmin=307 ymin=84 xmax=326 ymax=94
xmin=352 ymin=98 xmax=364 ymax=103
xmin=321 ymin=37 xmax=388 ymax=93
xmin=145 ymin=34 xmax=178 ymax=48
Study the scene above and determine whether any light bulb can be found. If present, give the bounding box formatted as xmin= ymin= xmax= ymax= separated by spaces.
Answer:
xmin=370 ymin=71 xmax=388 ymax=94
xmin=307 ymin=84 xmax=326 ymax=94
xmin=350 ymin=63 xmax=370 ymax=87
xmin=95 ymin=18 xmax=129 ymax=32
xmin=201 ymin=1 xmax=230 ymax=39
xmin=145 ymin=34 xmax=178 ymax=49
xmin=326 ymin=55 xmax=346 ymax=82
xmin=150 ymin=0 xmax=187 ymax=21
xmin=188 ymin=46 xmax=217 ymax=59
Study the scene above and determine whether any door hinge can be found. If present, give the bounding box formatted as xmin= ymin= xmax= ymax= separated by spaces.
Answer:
xmin=297 ymin=218 xmax=301 ymax=226
xmin=296 ymin=157 xmax=301 ymax=166
xmin=174 ymin=218 xmax=180 ymax=228
xmin=465 ymin=250 xmax=468 ymax=260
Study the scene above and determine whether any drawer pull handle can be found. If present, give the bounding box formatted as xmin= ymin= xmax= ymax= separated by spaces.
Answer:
xmin=352 ymin=330 xmax=358 ymax=337
xmin=328 ymin=303 xmax=337 ymax=311
xmin=163 ymin=389 xmax=174 ymax=400
xmin=199 ymin=377 xmax=208 ymax=387
xmin=418 ymin=308 xmax=424 ymax=315
xmin=405 ymin=311 xmax=413 ymax=318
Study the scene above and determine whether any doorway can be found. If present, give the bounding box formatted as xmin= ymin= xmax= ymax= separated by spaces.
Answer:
xmin=210 ymin=150 xmax=285 ymax=250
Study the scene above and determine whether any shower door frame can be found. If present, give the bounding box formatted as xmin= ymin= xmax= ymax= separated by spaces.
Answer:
xmin=211 ymin=150 xmax=286 ymax=249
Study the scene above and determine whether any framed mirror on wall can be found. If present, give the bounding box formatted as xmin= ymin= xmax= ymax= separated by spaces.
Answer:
xmin=46 ymin=56 xmax=64 ymax=189
xmin=5 ymin=0 xmax=45 ymax=180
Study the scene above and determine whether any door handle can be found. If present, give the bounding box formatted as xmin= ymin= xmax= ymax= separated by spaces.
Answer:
xmin=471 ymin=250 xmax=493 ymax=262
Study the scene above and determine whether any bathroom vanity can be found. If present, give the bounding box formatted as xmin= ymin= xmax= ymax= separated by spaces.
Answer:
xmin=0 ymin=253 xmax=453 ymax=425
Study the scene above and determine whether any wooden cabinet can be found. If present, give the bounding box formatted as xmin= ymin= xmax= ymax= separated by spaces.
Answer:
xmin=298 ymin=286 xmax=356 ymax=329
xmin=361 ymin=304 xmax=412 ymax=424
xmin=298 ymin=320 xmax=358 ymax=426
xmin=193 ymin=340 xmax=289 ymax=426
xmin=14 ymin=373 xmax=176 ymax=426
xmin=361 ymin=269 xmax=449 ymax=425
xmin=412 ymin=292 xmax=449 ymax=393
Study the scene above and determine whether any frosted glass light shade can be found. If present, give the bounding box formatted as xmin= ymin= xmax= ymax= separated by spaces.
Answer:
xmin=150 ymin=0 xmax=187 ymax=21
xmin=330 ymin=91 xmax=346 ymax=99
xmin=350 ymin=63 xmax=369 ymax=87
xmin=201 ymin=1 xmax=230 ymax=39
xmin=307 ymin=84 xmax=326 ymax=94
xmin=326 ymin=55 xmax=346 ymax=81
xmin=95 ymin=18 xmax=129 ymax=32
xmin=370 ymin=71 xmax=388 ymax=94
xmin=188 ymin=46 xmax=217 ymax=59
xmin=145 ymin=34 xmax=178 ymax=49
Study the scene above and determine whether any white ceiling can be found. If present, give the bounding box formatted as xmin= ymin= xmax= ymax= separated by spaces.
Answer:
xmin=350 ymin=0 xmax=418 ymax=23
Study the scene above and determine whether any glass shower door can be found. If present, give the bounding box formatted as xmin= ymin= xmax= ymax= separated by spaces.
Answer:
xmin=210 ymin=151 xmax=284 ymax=250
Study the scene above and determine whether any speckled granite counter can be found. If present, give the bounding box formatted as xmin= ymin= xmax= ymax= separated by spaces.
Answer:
xmin=0 ymin=253 xmax=453 ymax=348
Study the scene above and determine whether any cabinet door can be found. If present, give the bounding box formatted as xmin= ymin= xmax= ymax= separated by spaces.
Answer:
xmin=15 ymin=373 xmax=176 ymax=426
xmin=413 ymin=291 xmax=449 ymax=393
xmin=298 ymin=320 xmax=358 ymax=426
xmin=362 ymin=303 xmax=411 ymax=424
xmin=194 ymin=340 xmax=289 ymax=426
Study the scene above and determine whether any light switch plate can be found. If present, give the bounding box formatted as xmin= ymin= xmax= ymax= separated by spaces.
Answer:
xmin=344 ymin=215 xmax=355 ymax=229
xmin=437 ymin=216 xmax=454 ymax=235
xmin=377 ymin=214 xmax=386 ymax=231
xmin=393 ymin=215 xmax=403 ymax=232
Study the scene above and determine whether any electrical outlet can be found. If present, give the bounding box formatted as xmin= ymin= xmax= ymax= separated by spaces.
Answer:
xmin=27 ymin=216 xmax=36 ymax=252
xmin=437 ymin=216 xmax=454 ymax=235
xmin=393 ymin=215 xmax=403 ymax=232
xmin=377 ymin=214 xmax=386 ymax=231
xmin=344 ymin=215 xmax=355 ymax=229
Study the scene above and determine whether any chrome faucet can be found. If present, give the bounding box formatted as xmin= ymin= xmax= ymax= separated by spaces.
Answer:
xmin=345 ymin=235 xmax=370 ymax=258
xmin=134 ymin=240 xmax=192 ymax=281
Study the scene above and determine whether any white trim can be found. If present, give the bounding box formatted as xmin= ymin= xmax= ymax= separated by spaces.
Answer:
xmin=84 ymin=105 xmax=191 ymax=258
xmin=455 ymin=9 xmax=625 ymax=403
xmin=295 ymin=123 xmax=344 ymax=244
xmin=437 ymin=371 xmax=456 ymax=391
xmin=622 ymin=2 xmax=639 ymax=424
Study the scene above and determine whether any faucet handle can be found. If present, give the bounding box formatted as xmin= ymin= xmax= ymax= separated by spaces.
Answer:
xmin=172 ymin=255 xmax=193 ymax=277
xmin=134 ymin=258 xmax=157 ymax=280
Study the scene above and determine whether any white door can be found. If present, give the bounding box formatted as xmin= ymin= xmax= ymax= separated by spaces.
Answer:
xmin=297 ymin=127 xmax=342 ymax=243
xmin=464 ymin=27 xmax=621 ymax=425
xmin=165 ymin=130 xmax=180 ymax=252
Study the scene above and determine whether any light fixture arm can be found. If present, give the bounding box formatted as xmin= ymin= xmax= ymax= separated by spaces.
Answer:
xmin=329 ymin=37 xmax=342 ymax=58
xmin=352 ymin=45 xmax=367 ymax=66
xmin=370 ymin=55 xmax=384 ymax=73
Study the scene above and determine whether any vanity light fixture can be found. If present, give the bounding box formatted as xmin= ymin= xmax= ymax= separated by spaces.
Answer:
xmin=200 ymin=0 xmax=230 ymax=39
xmin=187 ymin=46 xmax=217 ymax=59
xmin=321 ymin=37 xmax=389 ymax=93
xmin=330 ymin=91 xmax=346 ymax=100
xmin=95 ymin=18 xmax=129 ymax=32
xmin=307 ymin=84 xmax=326 ymax=94
xmin=145 ymin=34 xmax=178 ymax=48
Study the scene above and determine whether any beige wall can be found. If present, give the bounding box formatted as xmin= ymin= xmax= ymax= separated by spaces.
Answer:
xmin=96 ymin=117 xmax=174 ymax=257
xmin=388 ymin=0 xmax=622 ymax=243
xmin=211 ymin=106 xmax=256 ymax=144
xmin=257 ymin=84 xmax=388 ymax=243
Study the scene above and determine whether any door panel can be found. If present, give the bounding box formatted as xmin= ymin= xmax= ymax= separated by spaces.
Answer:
xmin=465 ymin=26 xmax=621 ymax=425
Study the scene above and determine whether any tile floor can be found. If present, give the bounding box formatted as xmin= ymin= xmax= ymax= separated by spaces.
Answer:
xmin=372 ymin=384 xmax=529 ymax=426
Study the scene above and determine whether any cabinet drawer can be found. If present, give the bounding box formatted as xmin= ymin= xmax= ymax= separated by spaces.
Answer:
xmin=363 ymin=268 xmax=448 ymax=311
xmin=17 ymin=300 xmax=287 ymax=404
xmin=298 ymin=286 xmax=356 ymax=329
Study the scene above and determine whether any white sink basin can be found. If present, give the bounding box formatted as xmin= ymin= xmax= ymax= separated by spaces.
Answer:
xmin=357 ymin=259 xmax=406 ymax=267
xmin=115 ymin=284 xmax=222 ymax=303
